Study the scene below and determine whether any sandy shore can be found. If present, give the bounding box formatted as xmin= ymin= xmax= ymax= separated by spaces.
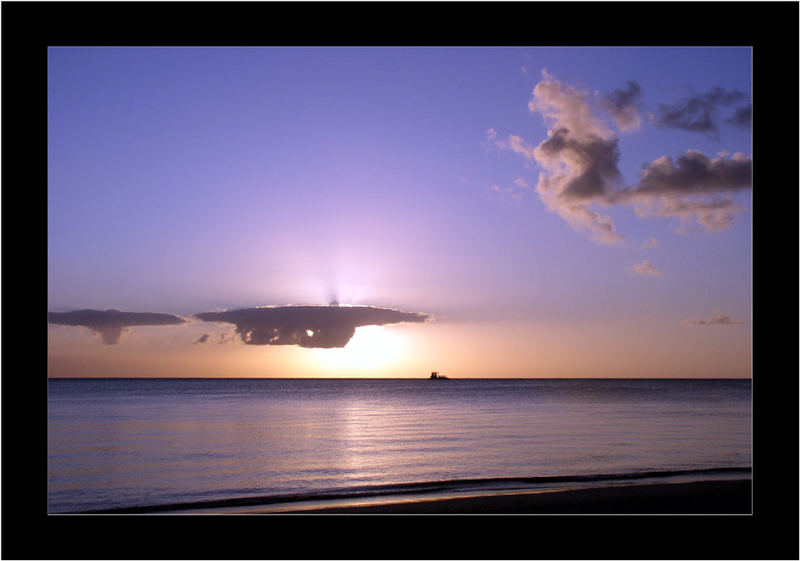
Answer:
xmin=263 ymin=479 xmax=751 ymax=514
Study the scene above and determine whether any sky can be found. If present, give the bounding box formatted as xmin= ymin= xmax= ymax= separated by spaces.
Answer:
xmin=47 ymin=47 xmax=752 ymax=378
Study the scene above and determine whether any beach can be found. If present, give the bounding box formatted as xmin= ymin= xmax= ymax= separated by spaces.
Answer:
xmin=177 ymin=478 xmax=752 ymax=515
xmin=266 ymin=479 xmax=752 ymax=514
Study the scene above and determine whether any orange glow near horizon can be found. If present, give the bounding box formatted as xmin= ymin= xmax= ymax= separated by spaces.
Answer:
xmin=47 ymin=315 xmax=751 ymax=380
xmin=308 ymin=325 xmax=408 ymax=374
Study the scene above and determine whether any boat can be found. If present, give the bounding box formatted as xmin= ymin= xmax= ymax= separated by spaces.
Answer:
xmin=429 ymin=371 xmax=448 ymax=380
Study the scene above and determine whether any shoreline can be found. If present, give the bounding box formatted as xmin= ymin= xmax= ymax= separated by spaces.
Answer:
xmin=71 ymin=467 xmax=751 ymax=515
xmin=72 ymin=477 xmax=752 ymax=515
xmin=268 ymin=479 xmax=752 ymax=514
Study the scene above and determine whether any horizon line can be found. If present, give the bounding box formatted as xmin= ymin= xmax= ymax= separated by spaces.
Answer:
xmin=47 ymin=376 xmax=753 ymax=380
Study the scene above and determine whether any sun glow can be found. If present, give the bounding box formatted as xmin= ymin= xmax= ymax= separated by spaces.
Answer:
xmin=310 ymin=325 xmax=406 ymax=373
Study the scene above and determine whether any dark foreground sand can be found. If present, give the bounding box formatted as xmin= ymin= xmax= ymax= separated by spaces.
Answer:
xmin=266 ymin=479 xmax=751 ymax=514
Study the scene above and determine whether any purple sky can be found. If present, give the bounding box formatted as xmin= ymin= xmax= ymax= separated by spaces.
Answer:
xmin=48 ymin=47 xmax=752 ymax=378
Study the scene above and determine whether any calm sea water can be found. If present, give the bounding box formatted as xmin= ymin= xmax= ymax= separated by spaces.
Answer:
xmin=47 ymin=378 xmax=751 ymax=513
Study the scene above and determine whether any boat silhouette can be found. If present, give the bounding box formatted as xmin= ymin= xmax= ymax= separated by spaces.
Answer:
xmin=429 ymin=371 xmax=449 ymax=380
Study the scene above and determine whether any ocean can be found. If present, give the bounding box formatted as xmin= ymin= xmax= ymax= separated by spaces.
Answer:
xmin=47 ymin=377 xmax=752 ymax=513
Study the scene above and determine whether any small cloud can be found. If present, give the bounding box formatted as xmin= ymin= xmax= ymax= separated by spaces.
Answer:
xmin=655 ymin=87 xmax=748 ymax=139
xmin=488 ymin=177 xmax=530 ymax=203
xmin=601 ymin=81 xmax=644 ymax=132
xmin=218 ymin=331 xmax=238 ymax=345
xmin=484 ymin=128 xmax=499 ymax=151
xmin=489 ymin=131 xmax=537 ymax=162
xmin=48 ymin=309 xmax=187 ymax=345
xmin=194 ymin=305 xmax=428 ymax=349
xmin=628 ymin=260 xmax=661 ymax=276
xmin=641 ymin=238 xmax=660 ymax=250
xmin=682 ymin=313 xmax=745 ymax=326
xmin=194 ymin=333 xmax=210 ymax=344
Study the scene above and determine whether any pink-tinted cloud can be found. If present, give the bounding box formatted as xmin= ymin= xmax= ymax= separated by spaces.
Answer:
xmin=640 ymin=238 xmax=660 ymax=250
xmin=488 ymin=177 xmax=530 ymax=203
xmin=487 ymin=129 xmax=537 ymax=162
xmin=523 ymin=71 xmax=624 ymax=243
xmin=488 ymin=72 xmax=752 ymax=243
xmin=628 ymin=260 xmax=661 ymax=276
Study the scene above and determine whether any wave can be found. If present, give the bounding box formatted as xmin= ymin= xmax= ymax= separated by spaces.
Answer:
xmin=75 ymin=466 xmax=751 ymax=514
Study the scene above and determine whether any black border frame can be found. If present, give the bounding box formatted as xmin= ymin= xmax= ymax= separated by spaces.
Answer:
xmin=3 ymin=2 xmax=797 ymax=559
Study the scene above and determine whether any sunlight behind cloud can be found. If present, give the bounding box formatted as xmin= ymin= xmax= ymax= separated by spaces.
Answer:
xmin=309 ymin=325 xmax=407 ymax=374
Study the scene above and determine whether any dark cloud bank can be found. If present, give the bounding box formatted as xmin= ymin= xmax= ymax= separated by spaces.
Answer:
xmin=48 ymin=309 xmax=187 ymax=345
xmin=194 ymin=305 xmax=428 ymax=348
xmin=655 ymin=87 xmax=751 ymax=139
xmin=49 ymin=305 xmax=429 ymax=347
